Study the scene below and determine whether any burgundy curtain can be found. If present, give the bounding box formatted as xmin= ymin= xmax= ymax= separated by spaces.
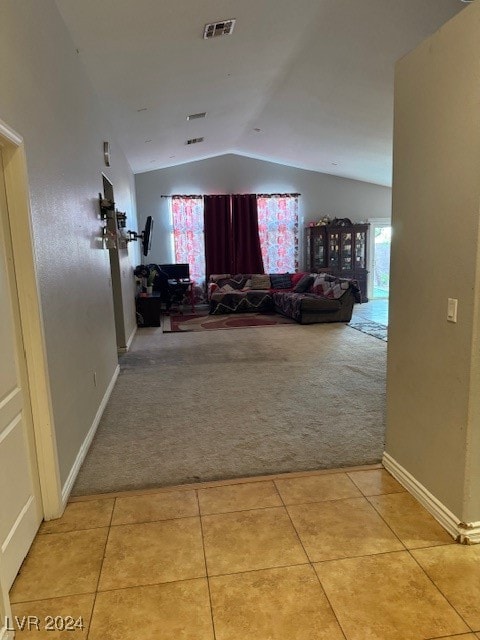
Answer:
xmin=204 ymin=195 xmax=232 ymax=278
xmin=231 ymin=194 xmax=264 ymax=274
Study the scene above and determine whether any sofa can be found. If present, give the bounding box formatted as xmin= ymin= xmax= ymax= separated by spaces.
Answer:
xmin=208 ymin=272 xmax=361 ymax=323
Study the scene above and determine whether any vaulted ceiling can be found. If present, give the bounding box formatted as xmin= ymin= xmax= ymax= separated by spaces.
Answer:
xmin=55 ymin=0 xmax=464 ymax=186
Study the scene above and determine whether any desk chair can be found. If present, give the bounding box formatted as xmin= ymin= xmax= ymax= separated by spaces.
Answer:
xmin=149 ymin=265 xmax=187 ymax=313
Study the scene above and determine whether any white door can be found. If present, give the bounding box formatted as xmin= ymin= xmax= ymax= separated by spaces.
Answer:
xmin=368 ymin=218 xmax=392 ymax=300
xmin=0 ymin=149 xmax=42 ymax=590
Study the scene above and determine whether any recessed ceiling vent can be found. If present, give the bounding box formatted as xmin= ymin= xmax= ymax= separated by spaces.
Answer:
xmin=203 ymin=20 xmax=236 ymax=39
xmin=186 ymin=137 xmax=204 ymax=145
xmin=187 ymin=112 xmax=207 ymax=121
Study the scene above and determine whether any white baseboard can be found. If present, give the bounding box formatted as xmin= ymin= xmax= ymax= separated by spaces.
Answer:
xmin=60 ymin=365 xmax=120 ymax=507
xmin=125 ymin=324 xmax=137 ymax=351
xmin=117 ymin=324 xmax=137 ymax=354
xmin=383 ymin=452 xmax=480 ymax=544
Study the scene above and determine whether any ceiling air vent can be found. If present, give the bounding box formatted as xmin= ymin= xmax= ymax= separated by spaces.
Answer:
xmin=203 ymin=20 xmax=236 ymax=39
xmin=186 ymin=112 xmax=207 ymax=121
xmin=186 ymin=137 xmax=204 ymax=145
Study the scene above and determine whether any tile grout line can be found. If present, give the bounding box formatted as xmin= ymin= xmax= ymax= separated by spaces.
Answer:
xmin=38 ymin=523 xmax=113 ymax=536
xmin=362 ymin=496 xmax=474 ymax=634
xmin=10 ymin=574 xmax=217 ymax=605
xmin=345 ymin=470 xmax=407 ymax=497
xmin=271 ymin=479 xmax=349 ymax=640
xmin=363 ymin=494 xmax=417 ymax=549
xmin=407 ymin=549 xmax=475 ymax=634
xmin=364 ymin=494 xmax=457 ymax=552
xmin=426 ymin=633 xmax=479 ymax=639
xmin=85 ymin=497 xmax=116 ymax=640
xmin=207 ymin=561 xmax=311 ymax=579
xmin=195 ymin=490 xmax=217 ymax=640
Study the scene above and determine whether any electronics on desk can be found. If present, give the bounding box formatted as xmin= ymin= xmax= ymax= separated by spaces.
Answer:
xmin=159 ymin=263 xmax=190 ymax=281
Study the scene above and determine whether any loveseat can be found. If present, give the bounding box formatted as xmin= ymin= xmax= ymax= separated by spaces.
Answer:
xmin=208 ymin=272 xmax=361 ymax=324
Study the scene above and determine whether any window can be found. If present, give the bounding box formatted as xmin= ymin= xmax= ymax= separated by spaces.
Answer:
xmin=171 ymin=196 xmax=205 ymax=284
xmin=257 ymin=195 xmax=299 ymax=273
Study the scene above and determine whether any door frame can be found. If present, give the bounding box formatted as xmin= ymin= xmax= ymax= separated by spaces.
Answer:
xmin=367 ymin=217 xmax=391 ymax=300
xmin=0 ymin=118 xmax=62 ymax=520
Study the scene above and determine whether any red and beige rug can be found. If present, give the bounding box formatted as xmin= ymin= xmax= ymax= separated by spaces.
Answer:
xmin=162 ymin=310 xmax=296 ymax=332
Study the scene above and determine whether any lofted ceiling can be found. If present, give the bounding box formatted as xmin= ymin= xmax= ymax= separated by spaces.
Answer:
xmin=55 ymin=0 xmax=465 ymax=187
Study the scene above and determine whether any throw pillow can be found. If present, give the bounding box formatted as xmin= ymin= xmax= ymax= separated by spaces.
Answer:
xmin=210 ymin=274 xmax=231 ymax=283
xmin=250 ymin=274 xmax=271 ymax=289
xmin=291 ymin=272 xmax=307 ymax=286
xmin=269 ymin=273 xmax=292 ymax=289
xmin=217 ymin=276 xmax=248 ymax=289
xmin=231 ymin=274 xmax=248 ymax=289
xmin=242 ymin=279 xmax=252 ymax=290
xmin=293 ymin=274 xmax=314 ymax=293
xmin=218 ymin=284 xmax=235 ymax=293
xmin=312 ymin=283 xmax=332 ymax=298
xmin=312 ymin=273 xmax=327 ymax=287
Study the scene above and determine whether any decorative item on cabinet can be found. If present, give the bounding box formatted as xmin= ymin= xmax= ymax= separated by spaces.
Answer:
xmin=306 ymin=221 xmax=369 ymax=302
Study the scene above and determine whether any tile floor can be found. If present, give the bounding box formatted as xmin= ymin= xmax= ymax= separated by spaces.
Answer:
xmin=352 ymin=298 xmax=389 ymax=326
xmin=8 ymin=466 xmax=480 ymax=639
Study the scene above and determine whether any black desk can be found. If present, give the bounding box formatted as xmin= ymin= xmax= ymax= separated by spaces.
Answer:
xmin=135 ymin=293 xmax=163 ymax=327
xmin=135 ymin=281 xmax=195 ymax=327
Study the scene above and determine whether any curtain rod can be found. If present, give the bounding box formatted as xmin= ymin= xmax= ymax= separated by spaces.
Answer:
xmin=161 ymin=194 xmax=203 ymax=198
xmin=161 ymin=192 xmax=300 ymax=198
xmin=257 ymin=193 xmax=300 ymax=198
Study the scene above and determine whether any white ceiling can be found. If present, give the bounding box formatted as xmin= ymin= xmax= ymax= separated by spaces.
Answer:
xmin=55 ymin=0 xmax=465 ymax=187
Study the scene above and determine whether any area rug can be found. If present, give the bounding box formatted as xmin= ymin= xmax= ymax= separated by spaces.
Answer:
xmin=72 ymin=323 xmax=386 ymax=495
xmin=348 ymin=319 xmax=388 ymax=342
xmin=162 ymin=310 xmax=296 ymax=332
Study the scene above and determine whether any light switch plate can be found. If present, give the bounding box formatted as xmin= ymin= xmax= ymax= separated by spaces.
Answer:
xmin=447 ymin=298 xmax=458 ymax=323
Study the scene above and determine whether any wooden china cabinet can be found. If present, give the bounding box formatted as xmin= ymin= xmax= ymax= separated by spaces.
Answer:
xmin=306 ymin=221 xmax=369 ymax=302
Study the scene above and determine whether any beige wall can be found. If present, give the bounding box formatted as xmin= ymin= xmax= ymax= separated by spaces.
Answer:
xmin=135 ymin=154 xmax=391 ymax=269
xmin=0 ymin=1 xmax=138 ymax=488
xmin=386 ymin=1 xmax=480 ymax=521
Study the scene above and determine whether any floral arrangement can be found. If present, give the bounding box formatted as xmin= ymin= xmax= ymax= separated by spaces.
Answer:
xmin=308 ymin=215 xmax=332 ymax=227
xmin=134 ymin=265 xmax=158 ymax=290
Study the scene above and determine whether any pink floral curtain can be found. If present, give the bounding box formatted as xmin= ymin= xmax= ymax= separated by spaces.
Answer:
xmin=171 ymin=196 xmax=205 ymax=284
xmin=257 ymin=195 xmax=299 ymax=273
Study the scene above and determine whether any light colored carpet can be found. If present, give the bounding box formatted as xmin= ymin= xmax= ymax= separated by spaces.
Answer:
xmin=72 ymin=323 xmax=386 ymax=495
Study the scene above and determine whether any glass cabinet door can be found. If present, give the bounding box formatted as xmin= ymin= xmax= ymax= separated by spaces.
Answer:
xmin=312 ymin=232 xmax=325 ymax=269
xmin=307 ymin=227 xmax=327 ymax=271
xmin=355 ymin=230 xmax=367 ymax=269
xmin=340 ymin=231 xmax=353 ymax=271
xmin=328 ymin=231 xmax=340 ymax=269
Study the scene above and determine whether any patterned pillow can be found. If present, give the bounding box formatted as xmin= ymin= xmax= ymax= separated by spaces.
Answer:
xmin=250 ymin=274 xmax=271 ymax=289
xmin=312 ymin=283 xmax=332 ymax=298
xmin=242 ymin=279 xmax=252 ymax=290
xmin=210 ymin=274 xmax=231 ymax=283
xmin=218 ymin=284 xmax=235 ymax=293
xmin=312 ymin=273 xmax=327 ymax=287
xmin=217 ymin=276 xmax=247 ymax=290
xmin=293 ymin=274 xmax=314 ymax=293
xmin=231 ymin=274 xmax=248 ymax=289
xmin=269 ymin=273 xmax=292 ymax=289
